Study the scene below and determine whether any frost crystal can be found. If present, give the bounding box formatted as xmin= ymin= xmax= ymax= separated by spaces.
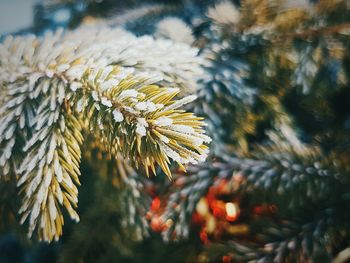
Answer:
xmin=92 ymin=91 xmax=99 ymax=101
xmin=154 ymin=117 xmax=173 ymax=127
xmin=135 ymin=101 xmax=158 ymax=112
xmin=136 ymin=118 xmax=149 ymax=137
xmin=70 ymin=82 xmax=82 ymax=91
xmin=101 ymin=97 xmax=113 ymax=107
xmin=112 ymin=109 xmax=124 ymax=122
xmin=119 ymin=89 xmax=139 ymax=99
xmin=162 ymin=95 xmax=197 ymax=111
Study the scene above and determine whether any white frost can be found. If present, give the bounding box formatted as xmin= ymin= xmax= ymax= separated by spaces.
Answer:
xmin=119 ymin=89 xmax=138 ymax=99
xmin=101 ymin=97 xmax=112 ymax=107
xmin=136 ymin=118 xmax=149 ymax=137
xmin=162 ymin=95 xmax=197 ymax=111
xmin=154 ymin=117 xmax=173 ymax=127
xmin=112 ymin=109 xmax=124 ymax=122
xmin=70 ymin=82 xmax=82 ymax=92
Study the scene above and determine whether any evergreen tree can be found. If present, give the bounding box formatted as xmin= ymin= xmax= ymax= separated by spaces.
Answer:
xmin=1 ymin=0 xmax=350 ymax=262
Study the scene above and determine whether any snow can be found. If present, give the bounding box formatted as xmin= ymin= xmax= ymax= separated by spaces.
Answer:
xmin=112 ymin=109 xmax=124 ymax=122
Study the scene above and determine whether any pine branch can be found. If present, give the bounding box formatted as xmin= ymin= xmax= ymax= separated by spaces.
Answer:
xmin=229 ymin=132 xmax=350 ymax=209
xmin=161 ymin=160 xmax=233 ymax=241
xmin=155 ymin=17 xmax=195 ymax=45
xmin=17 ymin=109 xmax=83 ymax=241
xmin=195 ymin=42 xmax=257 ymax=154
xmin=0 ymin=26 xmax=210 ymax=241
xmin=205 ymin=208 xmax=350 ymax=262
xmin=76 ymin=66 xmax=211 ymax=177
xmin=114 ymin=157 xmax=151 ymax=239
xmin=161 ymin=138 xmax=350 ymax=242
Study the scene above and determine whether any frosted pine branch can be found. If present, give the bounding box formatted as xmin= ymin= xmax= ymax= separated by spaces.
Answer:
xmin=78 ymin=65 xmax=211 ymax=177
xmin=0 ymin=26 xmax=210 ymax=241
xmin=155 ymin=17 xmax=195 ymax=45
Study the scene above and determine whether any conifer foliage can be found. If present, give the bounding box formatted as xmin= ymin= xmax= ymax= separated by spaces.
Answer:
xmin=0 ymin=26 xmax=210 ymax=242
xmin=1 ymin=0 xmax=350 ymax=262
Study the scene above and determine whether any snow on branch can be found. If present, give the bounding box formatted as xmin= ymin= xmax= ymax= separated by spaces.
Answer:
xmin=0 ymin=25 xmax=209 ymax=241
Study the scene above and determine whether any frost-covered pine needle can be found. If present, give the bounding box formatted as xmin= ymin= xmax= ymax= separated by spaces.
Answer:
xmin=0 ymin=26 xmax=210 ymax=242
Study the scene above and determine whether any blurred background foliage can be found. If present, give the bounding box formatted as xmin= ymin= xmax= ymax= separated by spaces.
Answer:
xmin=1 ymin=0 xmax=350 ymax=262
